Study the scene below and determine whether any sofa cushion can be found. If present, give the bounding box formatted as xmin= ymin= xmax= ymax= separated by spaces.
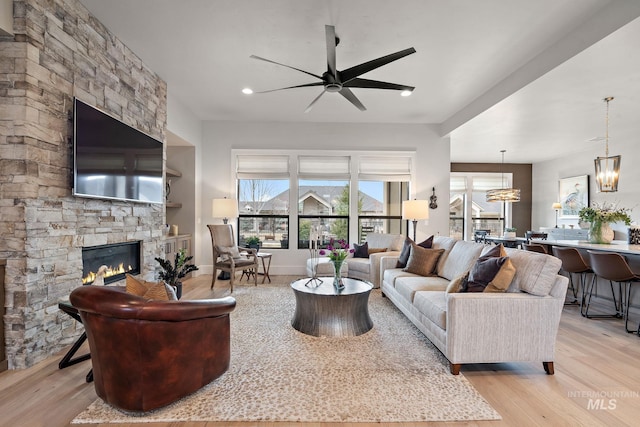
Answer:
xmin=414 ymin=291 xmax=447 ymax=330
xmin=353 ymin=242 xmax=369 ymax=258
xmin=403 ymin=245 xmax=444 ymax=276
xmin=437 ymin=240 xmax=484 ymax=281
xmin=396 ymin=235 xmax=434 ymax=268
xmin=395 ymin=276 xmax=449 ymax=302
xmin=347 ymin=257 xmax=370 ymax=273
xmin=368 ymin=247 xmax=388 ymax=255
xmin=365 ymin=233 xmax=404 ymax=251
xmin=383 ymin=268 xmax=415 ymax=288
xmin=479 ymin=244 xmax=517 ymax=292
xmin=503 ymin=248 xmax=563 ymax=296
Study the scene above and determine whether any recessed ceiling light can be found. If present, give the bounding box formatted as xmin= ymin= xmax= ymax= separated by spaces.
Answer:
xmin=242 ymin=88 xmax=254 ymax=95
xmin=400 ymin=90 xmax=413 ymax=97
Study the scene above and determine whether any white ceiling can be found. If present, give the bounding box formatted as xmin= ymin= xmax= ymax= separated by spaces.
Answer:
xmin=79 ymin=0 xmax=640 ymax=163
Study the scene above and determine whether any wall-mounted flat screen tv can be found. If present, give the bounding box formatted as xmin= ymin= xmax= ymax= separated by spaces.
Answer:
xmin=73 ymin=98 xmax=164 ymax=204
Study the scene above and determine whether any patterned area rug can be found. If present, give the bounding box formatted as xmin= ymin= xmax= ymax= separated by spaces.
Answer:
xmin=72 ymin=284 xmax=501 ymax=423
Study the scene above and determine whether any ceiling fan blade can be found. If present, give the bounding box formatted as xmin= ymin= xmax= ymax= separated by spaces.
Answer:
xmin=250 ymin=55 xmax=323 ymax=80
xmin=325 ymin=25 xmax=337 ymax=79
xmin=304 ymin=90 xmax=326 ymax=113
xmin=339 ymin=88 xmax=366 ymax=111
xmin=255 ymin=82 xmax=325 ymax=94
xmin=343 ymin=78 xmax=414 ymax=92
xmin=340 ymin=47 xmax=416 ymax=83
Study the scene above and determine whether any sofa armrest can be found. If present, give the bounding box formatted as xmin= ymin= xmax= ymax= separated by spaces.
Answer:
xmin=445 ymin=275 xmax=567 ymax=364
xmin=366 ymin=251 xmax=400 ymax=287
xmin=379 ymin=254 xmax=400 ymax=284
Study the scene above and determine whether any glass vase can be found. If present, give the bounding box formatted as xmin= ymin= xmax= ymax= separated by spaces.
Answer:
xmin=332 ymin=259 xmax=345 ymax=290
xmin=589 ymin=220 xmax=614 ymax=244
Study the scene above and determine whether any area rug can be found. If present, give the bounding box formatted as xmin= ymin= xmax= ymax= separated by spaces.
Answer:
xmin=72 ymin=283 xmax=501 ymax=423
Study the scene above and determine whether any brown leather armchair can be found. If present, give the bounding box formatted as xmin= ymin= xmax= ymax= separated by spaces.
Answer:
xmin=69 ymin=285 xmax=236 ymax=412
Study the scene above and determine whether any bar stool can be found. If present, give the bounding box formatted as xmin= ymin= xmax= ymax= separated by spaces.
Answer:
xmin=523 ymin=243 xmax=547 ymax=254
xmin=588 ymin=251 xmax=640 ymax=334
xmin=552 ymin=246 xmax=592 ymax=307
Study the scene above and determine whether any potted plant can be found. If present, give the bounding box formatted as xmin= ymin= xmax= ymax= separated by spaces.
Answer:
xmin=155 ymin=248 xmax=199 ymax=299
xmin=504 ymin=227 xmax=517 ymax=239
xmin=579 ymin=202 xmax=631 ymax=244
xmin=245 ymin=236 xmax=261 ymax=251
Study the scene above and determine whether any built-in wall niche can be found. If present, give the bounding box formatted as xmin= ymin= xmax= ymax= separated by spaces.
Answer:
xmin=82 ymin=242 xmax=141 ymax=285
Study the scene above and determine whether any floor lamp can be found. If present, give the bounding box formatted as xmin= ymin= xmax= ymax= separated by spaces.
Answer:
xmin=402 ymin=199 xmax=430 ymax=241
xmin=212 ymin=197 xmax=239 ymax=279
xmin=552 ymin=202 xmax=562 ymax=228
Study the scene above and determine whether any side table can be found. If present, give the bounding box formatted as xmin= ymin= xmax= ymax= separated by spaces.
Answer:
xmin=58 ymin=300 xmax=93 ymax=382
xmin=241 ymin=252 xmax=272 ymax=284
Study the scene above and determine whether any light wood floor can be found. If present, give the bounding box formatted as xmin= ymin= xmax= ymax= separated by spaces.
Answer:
xmin=1 ymin=275 xmax=639 ymax=427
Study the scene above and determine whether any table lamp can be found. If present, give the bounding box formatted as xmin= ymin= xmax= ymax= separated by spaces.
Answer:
xmin=212 ymin=198 xmax=239 ymax=224
xmin=552 ymin=202 xmax=562 ymax=228
xmin=402 ymin=199 xmax=429 ymax=241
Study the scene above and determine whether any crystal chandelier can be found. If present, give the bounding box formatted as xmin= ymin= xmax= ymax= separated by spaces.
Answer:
xmin=486 ymin=150 xmax=521 ymax=202
xmin=594 ymin=96 xmax=621 ymax=192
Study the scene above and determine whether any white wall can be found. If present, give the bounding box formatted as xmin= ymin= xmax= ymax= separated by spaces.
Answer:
xmin=532 ymin=129 xmax=639 ymax=237
xmin=198 ymin=121 xmax=450 ymax=275
xmin=0 ymin=0 xmax=12 ymax=36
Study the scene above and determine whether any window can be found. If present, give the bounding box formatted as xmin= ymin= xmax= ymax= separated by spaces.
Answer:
xmin=237 ymin=155 xmax=290 ymax=249
xmin=450 ymin=173 xmax=511 ymax=240
xmin=234 ymin=150 xmax=414 ymax=249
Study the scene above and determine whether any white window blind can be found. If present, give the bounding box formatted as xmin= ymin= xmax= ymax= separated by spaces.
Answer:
xmin=237 ymin=155 xmax=289 ymax=179
xmin=450 ymin=176 xmax=467 ymax=192
xmin=298 ymin=156 xmax=350 ymax=180
xmin=472 ymin=175 xmax=509 ymax=191
xmin=358 ymin=155 xmax=412 ymax=181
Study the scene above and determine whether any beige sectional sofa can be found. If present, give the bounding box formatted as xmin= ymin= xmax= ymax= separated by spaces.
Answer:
xmin=380 ymin=236 xmax=568 ymax=375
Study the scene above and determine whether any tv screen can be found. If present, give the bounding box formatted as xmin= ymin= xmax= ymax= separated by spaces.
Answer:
xmin=73 ymin=98 xmax=164 ymax=204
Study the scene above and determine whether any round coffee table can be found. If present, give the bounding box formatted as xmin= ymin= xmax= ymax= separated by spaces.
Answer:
xmin=290 ymin=277 xmax=373 ymax=337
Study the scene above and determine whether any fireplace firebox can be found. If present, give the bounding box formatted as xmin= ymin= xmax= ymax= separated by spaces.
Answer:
xmin=82 ymin=241 xmax=141 ymax=285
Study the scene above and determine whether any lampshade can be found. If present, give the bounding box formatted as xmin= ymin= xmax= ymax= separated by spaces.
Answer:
xmin=212 ymin=198 xmax=238 ymax=222
xmin=594 ymin=97 xmax=620 ymax=193
xmin=402 ymin=199 xmax=429 ymax=221
xmin=552 ymin=202 xmax=562 ymax=210
xmin=486 ymin=150 xmax=520 ymax=202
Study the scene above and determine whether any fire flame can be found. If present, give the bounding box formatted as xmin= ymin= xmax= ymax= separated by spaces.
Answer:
xmin=82 ymin=263 xmax=132 ymax=284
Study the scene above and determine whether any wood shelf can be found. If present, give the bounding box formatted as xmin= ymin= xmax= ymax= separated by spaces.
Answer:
xmin=166 ymin=202 xmax=182 ymax=208
xmin=166 ymin=167 xmax=182 ymax=178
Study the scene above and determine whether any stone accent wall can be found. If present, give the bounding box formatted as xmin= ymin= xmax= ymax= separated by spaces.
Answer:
xmin=0 ymin=0 xmax=167 ymax=369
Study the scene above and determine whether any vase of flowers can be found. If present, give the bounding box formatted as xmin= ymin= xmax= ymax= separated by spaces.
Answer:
xmin=319 ymin=238 xmax=353 ymax=290
xmin=578 ymin=203 xmax=632 ymax=244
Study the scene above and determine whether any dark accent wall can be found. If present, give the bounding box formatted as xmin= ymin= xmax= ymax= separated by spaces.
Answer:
xmin=451 ymin=163 xmax=533 ymax=235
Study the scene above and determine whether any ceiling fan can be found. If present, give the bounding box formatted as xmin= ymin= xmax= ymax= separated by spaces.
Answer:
xmin=250 ymin=25 xmax=416 ymax=112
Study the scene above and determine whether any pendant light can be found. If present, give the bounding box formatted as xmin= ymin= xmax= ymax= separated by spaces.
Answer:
xmin=486 ymin=150 xmax=520 ymax=202
xmin=594 ymin=96 xmax=621 ymax=192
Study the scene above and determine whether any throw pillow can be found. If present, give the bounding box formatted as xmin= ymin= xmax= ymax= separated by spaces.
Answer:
xmin=396 ymin=235 xmax=434 ymax=268
xmin=353 ymin=242 xmax=369 ymax=258
xmin=446 ymin=271 xmax=469 ymax=293
xmin=462 ymin=256 xmax=507 ymax=292
xmin=125 ymin=274 xmax=177 ymax=300
xmin=461 ymin=244 xmax=516 ymax=293
xmin=368 ymin=247 xmax=388 ymax=256
xmin=216 ymin=245 xmax=241 ymax=259
xmin=403 ymin=244 xmax=444 ymax=276
xmin=483 ymin=244 xmax=517 ymax=292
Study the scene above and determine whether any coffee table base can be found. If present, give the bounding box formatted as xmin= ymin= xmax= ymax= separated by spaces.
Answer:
xmin=291 ymin=277 xmax=373 ymax=337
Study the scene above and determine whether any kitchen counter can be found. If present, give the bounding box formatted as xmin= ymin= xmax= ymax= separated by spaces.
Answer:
xmin=531 ymin=239 xmax=640 ymax=256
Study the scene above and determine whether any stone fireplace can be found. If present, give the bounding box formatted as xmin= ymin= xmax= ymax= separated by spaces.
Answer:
xmin=82 ymin=242 xmax=142 ymax=285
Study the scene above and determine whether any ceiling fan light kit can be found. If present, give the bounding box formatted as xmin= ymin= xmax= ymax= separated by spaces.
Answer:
xmin=250 ymin=25 xmax=416 ymax=112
